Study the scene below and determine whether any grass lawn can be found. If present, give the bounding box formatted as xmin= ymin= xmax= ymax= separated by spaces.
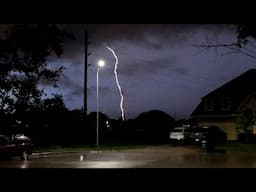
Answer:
xmin=33 ymin=142 xmax=256 ymax=153
xmin=221 ymin=142 xmax=256 ymax=152
xmin=33 ymin=143 xmax=152 ymax=153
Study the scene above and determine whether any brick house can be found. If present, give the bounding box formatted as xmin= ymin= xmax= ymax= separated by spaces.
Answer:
xmin=191 ymin=69 xmax=256 ymax=141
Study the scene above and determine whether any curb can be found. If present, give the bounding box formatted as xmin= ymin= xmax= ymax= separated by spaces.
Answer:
xmin=31 ymin=151 xmax=78 ymax=158
xmin=31 ymin=150 xmax=104 ymax=158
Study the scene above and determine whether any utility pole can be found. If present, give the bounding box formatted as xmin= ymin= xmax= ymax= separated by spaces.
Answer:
xmin=84 ymin=29 xmax=88 ymax=124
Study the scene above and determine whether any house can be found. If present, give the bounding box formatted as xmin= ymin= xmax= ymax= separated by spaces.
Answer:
xmin=191 ymin=69 xmax=256 ymax=141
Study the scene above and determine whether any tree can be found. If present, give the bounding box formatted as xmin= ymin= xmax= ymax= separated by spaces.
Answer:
xmin=236 ymin=109 xmax=253 ymax=134
xmin=0 ymin=24 xmax=73 ymax=129
xmin=194 ymin=24 xmax=256 ymax=60
xmin=134 ymin=110 xmax=176 ymax=142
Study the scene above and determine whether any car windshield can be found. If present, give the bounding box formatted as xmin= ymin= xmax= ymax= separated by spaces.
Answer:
xmin=172 ymin=129 xmax=183 ymax=132
xmin=15 ymin=139 xmax=31 ymax=144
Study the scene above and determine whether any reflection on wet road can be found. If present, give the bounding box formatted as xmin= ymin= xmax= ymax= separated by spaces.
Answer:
xmin=1 ymin=145 xmax=256 ymax=168
xmin=142 ymin=151 xmax=256 ymax=168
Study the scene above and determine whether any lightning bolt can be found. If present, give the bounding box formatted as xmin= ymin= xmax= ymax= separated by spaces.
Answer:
xmin=106 ymin=46 xmax=125 ymax=121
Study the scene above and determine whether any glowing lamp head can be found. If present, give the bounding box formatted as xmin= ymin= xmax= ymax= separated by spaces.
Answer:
xmin=98 ymin=60 xmax=105 ymax=68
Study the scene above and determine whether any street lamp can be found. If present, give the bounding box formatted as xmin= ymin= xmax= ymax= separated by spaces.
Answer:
xmin=96 ymin=59 xmax=105 ymax=148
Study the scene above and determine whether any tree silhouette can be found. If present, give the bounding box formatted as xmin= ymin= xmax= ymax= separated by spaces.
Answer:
xmin=0 ymin=24 xmax=73 ymax=130
xmin=236 ymin=109 xmax=253 ymax=134
xmin=134 ymin=110 xmax=176 ymax=142
xmin=194 ymin=24 xmax=256 ymax=60
xmin=86 ymin=112 xmax=111 ymax=144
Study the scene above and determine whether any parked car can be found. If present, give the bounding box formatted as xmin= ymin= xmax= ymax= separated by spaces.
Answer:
xmin=169 ymin=127 xmax=194 ymax=144
xmin=190 ymin=127 xmax=207 ymax=144
xmin=192 ymin=126 xmax=227 ymax=145
xmin=0 ymin=134 xmax=33 ymax=160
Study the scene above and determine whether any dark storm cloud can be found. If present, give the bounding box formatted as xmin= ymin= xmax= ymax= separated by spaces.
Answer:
xmin=87 ymin=85 xmax=113 ymax=96
xmin=86 ymin=24 xmax=197 ymax=45
xmin=60 ymin=24 xmax=202 ymax=61
xmin=119 ymin=55 xmax=181 ymax=77
xmin=86 ymin=24 xmax=234 ymax=48
xmin=39 ymin=73 xmax=83 ymax=98
xmin=172 ymin=67 xmax=187 ymax=74
xmin=58 ymin=74 xmax=76 ymax=87
xmin=87 ymin=87 xmax=94 ymax=97
xmin=41 ymin=24 xmax=246 ymax=119
xmin=58 ymin=74 xmax=83 ymax=96
xmin=55 ymin=24 xmax=235 ymax=73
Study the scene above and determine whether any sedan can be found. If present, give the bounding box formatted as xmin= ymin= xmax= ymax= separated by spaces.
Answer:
xmin=0 ymin=134 xmax=33 ymax=160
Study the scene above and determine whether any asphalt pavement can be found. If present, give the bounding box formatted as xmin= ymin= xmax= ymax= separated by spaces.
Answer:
xmin=2 ymin=145 xmax=256 ymax=168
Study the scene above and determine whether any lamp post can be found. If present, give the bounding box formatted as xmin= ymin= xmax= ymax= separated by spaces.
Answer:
xmin=96 ymin=59 xmax=105 ymax=148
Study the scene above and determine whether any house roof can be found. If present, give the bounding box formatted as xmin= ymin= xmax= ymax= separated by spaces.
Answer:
xmin=191 ymin=69 xmax=256 ymax=117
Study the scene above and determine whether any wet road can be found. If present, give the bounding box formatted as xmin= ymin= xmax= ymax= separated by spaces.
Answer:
xmin=1 ymin=145 xmax=256 ymax=168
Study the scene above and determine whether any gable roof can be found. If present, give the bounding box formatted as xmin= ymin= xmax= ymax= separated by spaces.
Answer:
xmin=191 ymin=69 xmax=256 ymax=117
xmin=203 ymin=69 xmax=256 ymax=99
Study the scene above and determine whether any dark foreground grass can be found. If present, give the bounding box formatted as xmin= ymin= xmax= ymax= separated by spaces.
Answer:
xmin=221 ymin=142 xmax=256 ymax=152
xmin=33 ymin=142 xmax=163 ymax=153
xmin=33 ymin=141 xmax=256 ymax=153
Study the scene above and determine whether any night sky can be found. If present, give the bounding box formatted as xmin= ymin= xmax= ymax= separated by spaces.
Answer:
xmin=41 ymin=24 xmax=256 ymax=120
